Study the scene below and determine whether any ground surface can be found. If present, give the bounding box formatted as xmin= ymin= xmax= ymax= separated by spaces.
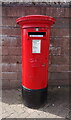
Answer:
xmin=2 ymin=87 xmax=70 ymax=119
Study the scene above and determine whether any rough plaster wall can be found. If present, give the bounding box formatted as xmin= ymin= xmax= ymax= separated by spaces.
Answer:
xmin=2 ymin=2 xmax=70 ymax=89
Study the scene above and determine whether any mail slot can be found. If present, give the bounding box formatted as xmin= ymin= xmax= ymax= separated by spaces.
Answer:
xmin=28 ymin=32 xmax=46 ymax=37
xmin=16 ymin=15 xmax=56 ymax=108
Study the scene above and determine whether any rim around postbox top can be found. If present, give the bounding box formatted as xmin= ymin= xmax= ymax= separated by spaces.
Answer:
xmin=16 ymin=15 xmax=56 ymax=28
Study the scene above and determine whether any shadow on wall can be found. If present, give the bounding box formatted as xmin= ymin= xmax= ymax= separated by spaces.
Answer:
xmin=2 ymin=87 xmax=69 ymax=118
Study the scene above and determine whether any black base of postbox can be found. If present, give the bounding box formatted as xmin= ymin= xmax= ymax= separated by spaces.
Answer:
xmin=22 ymin=86 xmax=48 ymax=108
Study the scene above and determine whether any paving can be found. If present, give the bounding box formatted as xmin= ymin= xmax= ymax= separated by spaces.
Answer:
xmin=1 ymin=87 xmax=70 ymax=119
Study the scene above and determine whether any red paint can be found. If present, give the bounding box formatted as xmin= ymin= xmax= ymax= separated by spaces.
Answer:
xmin=16 ymin=15 xmax=56 ymax=90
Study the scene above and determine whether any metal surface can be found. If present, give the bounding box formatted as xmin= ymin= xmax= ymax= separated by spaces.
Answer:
xmin=16 ymin=15 xmax=56 ymax=90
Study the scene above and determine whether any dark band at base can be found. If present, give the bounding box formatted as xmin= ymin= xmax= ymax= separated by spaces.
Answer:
xmin=22 ymin=86 xmax=48 ymax=108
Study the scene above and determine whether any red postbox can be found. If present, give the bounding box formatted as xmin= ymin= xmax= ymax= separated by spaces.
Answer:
xmin=16 ymin=15 xmax=56 ymax=108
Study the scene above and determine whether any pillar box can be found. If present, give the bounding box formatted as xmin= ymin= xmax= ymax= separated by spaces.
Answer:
xmin=16 ymin=15 xmax=56 ymax=108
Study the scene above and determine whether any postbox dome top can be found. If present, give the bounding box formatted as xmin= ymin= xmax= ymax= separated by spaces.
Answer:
xmin=16 ymin=15 xmax=56 ymax=28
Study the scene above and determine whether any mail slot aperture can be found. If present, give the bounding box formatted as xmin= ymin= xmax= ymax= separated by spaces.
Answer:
xmin=28 ymin=32 xmax=46 ymax=37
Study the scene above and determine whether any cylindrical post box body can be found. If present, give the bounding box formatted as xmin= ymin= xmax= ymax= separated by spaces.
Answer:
xmin=16 ymin=15 xmax=56 ymax=108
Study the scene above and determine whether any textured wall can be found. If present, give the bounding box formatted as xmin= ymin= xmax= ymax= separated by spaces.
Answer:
xmin=0 ymin=0 xmax=70 ymax=2
xmin=2 ymin=2 xmax=70 ymax=89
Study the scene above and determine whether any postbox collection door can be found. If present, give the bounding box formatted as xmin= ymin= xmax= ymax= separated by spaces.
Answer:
xmin=22 ymin=27 xmax=50 ymax=90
